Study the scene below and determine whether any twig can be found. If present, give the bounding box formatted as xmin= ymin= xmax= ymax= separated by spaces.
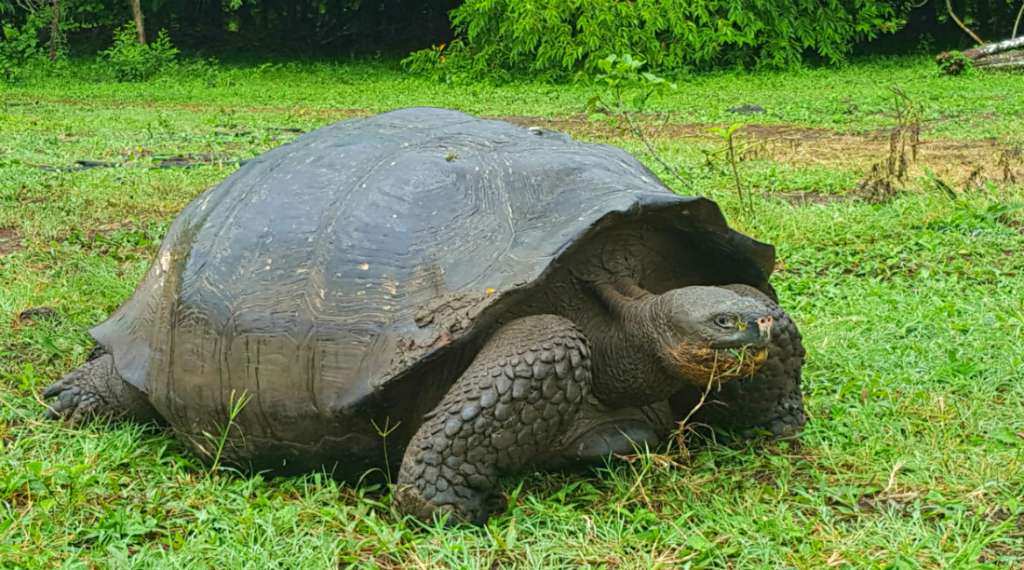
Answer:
xmin=620 ymin=111 xmax=691 ymax=190
xmin=946 ymin=0 xmax=985 ymax=45
xmin=671 ymin=351 xmax=722 ymax=460
xmin=1015 ymin=1 xmax=1024 ymax=39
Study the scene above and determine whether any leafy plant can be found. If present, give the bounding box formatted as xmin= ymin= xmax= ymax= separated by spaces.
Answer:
xmin=401 ymin=39 xmax=509 ymax=84
xmin=708 ymin=122 xmax=752 ymax=216
xmin=0 ymin=23 xmax=40 ymax=82
xmin=433 ymin=0 xmax=907 ymax=79
xmin=585 ymin=54 xmax=689 ymax=189
xmin=101 ymin=23 xmax=178 ymax=81
xmin=936 ymin=50 xmax=974 ymax=75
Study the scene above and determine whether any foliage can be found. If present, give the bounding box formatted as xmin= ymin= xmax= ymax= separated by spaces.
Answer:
xmin=935 ymin=50 xmax=975 ymax=75
xmin=0 ymin=23 xmax=40 ymax=82
xmin=585 ymin=54 xmax=690 ymax=189
xmin=586 ymin=54 xmax=675 ymax=118
xmin=101 ymin=23 xmax=178 ymax=81
xmin=413 ymin=0 xmax=908 ymax=79
xmin=400 ymin=39 xmax=504 ymax=83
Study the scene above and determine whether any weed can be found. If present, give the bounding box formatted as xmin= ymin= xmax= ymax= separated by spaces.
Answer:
xmin=585 ymin=54 xmax=690 ymax=190
xmin=707 ymin=122 xmax=753 ymax=216
xmin=856 ymin=86 xmax=922 ymax=203
xmin=936 ymin=50 xmax=974 ymax=75
xmin=203 ymin=389 xmax=251 ymax=475
xmin=370 ymin=417 xmax=402 ymax=486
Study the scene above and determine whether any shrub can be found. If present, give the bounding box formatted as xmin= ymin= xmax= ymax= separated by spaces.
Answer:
xmin=0 ymin=23 xmax=40 ymax=82
xmin=410 ymin=0 xmax=907 ymax=79
xmin=101 ymin=23 xmax=178 ymax=81
xmin=935 ymin=50 xmax=973 ymax=76
xmin=401 ymin=39 xmax=511 ymax=83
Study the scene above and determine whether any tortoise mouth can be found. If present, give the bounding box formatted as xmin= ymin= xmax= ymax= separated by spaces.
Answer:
xmin=666 ymin=341 xmax=769 ymax=385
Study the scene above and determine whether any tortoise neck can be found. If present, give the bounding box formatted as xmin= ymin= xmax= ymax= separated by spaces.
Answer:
xmin=589 ymin=283 xmax=679 ymax=406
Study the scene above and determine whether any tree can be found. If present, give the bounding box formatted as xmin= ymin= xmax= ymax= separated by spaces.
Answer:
xmin=130 ymin=0 xmax=145 ymax=44
xmin=15 ymin=0 xmax=62 ymax=60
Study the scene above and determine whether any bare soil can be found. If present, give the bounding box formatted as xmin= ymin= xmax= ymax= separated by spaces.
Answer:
xmin=501 ymin=115 xmax=1022 ymax=188
xmin=0 ymin=228 xmax=21 ymax=256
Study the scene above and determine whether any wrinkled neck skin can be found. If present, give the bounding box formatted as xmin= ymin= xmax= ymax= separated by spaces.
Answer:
xmin=586 ymin=283 xmax=683 ymax=408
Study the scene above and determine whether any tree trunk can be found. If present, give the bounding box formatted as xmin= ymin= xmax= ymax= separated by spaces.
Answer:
xmin=130 ymin=0 xmax=146 ymax=44
xmin=49 ymin=0 xmax=60 ymax=60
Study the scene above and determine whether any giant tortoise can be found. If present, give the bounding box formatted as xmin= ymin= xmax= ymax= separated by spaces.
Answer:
xmin=44 ymin=108 xmax=805 ymax=524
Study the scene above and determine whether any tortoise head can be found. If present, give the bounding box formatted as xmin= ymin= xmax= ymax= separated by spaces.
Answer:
xmin=651 ymin=286 xmax=773 ymax=386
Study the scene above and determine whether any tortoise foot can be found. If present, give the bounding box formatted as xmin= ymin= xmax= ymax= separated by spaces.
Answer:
xmin=43 ymin=354 xmax=161 ymax=425
xmin=394 ymin=477 xmax=505 ymax=526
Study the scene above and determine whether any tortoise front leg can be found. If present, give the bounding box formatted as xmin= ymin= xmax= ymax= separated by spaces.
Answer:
xmin=394 ymin=314 xmax=592 ymax=525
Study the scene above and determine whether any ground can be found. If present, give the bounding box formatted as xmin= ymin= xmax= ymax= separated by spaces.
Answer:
xmin=1 ymin=56 xmax=1023 ymax=568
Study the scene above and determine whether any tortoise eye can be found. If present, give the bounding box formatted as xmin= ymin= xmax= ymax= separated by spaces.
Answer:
xmin=714 ymin=315 xmax=733 ymax=328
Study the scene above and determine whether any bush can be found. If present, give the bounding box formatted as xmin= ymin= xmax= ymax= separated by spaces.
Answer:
xmin=410 ymin=0 xmax=907 ymax=79
xmin=0 ymin=23 xmax=40 ymax=82
xmin=401 ymin=39 xmax=510 ymax=83
xmin=101 ymin=23 xmax=178 ymax=81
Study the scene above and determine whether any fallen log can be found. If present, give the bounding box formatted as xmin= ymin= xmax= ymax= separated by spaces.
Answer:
xmin=937 ymin=37 xmax=1024 ymax=74
xmin=962 ymin=36 xmax=1024 ymax=59
xmin=973 ymin=50 xmax=1024 ymax=69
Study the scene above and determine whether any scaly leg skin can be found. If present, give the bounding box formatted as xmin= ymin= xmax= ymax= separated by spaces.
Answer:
xmin=43 ymin=353 xmax=163 ymax=425
xmin=677 ymin=284 xmax=807 ymax=438
xmin=394 ymin=314 xmax=594 ymax=525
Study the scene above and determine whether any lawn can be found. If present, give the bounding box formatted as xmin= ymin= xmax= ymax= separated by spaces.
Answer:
xmin=1 ymin=56 xmax=1023 ymax=568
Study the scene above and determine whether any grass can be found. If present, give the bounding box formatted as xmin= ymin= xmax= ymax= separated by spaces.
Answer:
xmin=2 ymin=55 xmax=1023 ymax=568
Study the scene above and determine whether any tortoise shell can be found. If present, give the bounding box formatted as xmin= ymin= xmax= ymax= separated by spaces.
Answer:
xmin=91 ymin=108 xmax=774 ymax=476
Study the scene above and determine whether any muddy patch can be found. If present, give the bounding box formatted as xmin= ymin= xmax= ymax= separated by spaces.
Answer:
xmin=0 ymin=227 xmax=21 ymax=256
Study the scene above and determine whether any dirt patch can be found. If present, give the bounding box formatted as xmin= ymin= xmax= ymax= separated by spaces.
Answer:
xmin=22 ymin=95 xmax=367 ymax=122
xmin=499 ymin=114 xmax=1021 ymax=189
xmin=0 ymin=227 xmax=21 ymax=256
xmin=774 ymin=191 xmax=854 ymax=206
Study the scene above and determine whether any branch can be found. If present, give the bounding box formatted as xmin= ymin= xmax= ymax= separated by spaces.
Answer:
xmin=946 ymin=0 xmax=984 ymax=45
xmin=1014 ymin=1 xmax=1024 ymax=39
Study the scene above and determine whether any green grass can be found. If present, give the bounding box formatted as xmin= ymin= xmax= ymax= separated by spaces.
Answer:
xmin=2 ymin=56 xmax=1023 ymax=568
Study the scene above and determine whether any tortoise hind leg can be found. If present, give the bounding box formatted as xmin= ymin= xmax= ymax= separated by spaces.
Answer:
xmin=394 ymin=314 xmax=594 ymax=525
xmin=43 ymin=353 xmax=163 ymax=426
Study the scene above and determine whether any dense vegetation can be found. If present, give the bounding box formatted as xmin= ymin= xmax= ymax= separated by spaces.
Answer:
xmin=1 ymin=1 xmax=1023 ymax=78
xmin=1 ymin=56 xmax=1022 ymax=567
